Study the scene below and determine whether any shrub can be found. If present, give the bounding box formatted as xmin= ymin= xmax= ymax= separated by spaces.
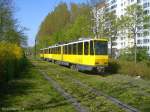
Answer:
xmin=0 ymin=42 xmax=27 ymax=82
xmin=106 ymin=59 xmax=120 ymax=74
xmin=118 ymin=61 xmax=150 ymax=79
xmin=106 ymin=59 xmax=150 ymax=79
xmin=119 ymin=47 xmax=149 ymax=62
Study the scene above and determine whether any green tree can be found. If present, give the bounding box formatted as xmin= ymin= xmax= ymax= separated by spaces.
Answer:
xmin=103 ymin=12 xmax=121 ymax=57
xmin=36 ymin=2 xmax=70 ymax=47
xmin=0 ymin=0 xmax=27 ymax=46
xmin=120 ymin=47 xmax=149 ymax=62
xmin=36 ymin=3 xmax=92 ymax=49
xmin=121 ymin=4 xmax=150 ymax=63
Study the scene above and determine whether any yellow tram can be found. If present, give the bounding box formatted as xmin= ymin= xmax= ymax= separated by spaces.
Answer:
xmin=40 ymin=38 xmax=108 ymax=72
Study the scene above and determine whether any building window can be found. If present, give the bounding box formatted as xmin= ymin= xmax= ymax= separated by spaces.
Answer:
xmin=137 ymin=40 xmax=142 ymax=44
xmin=121 ymin=37 xmax=124 ymax=40
xmin=137 ymin=33 xmax=142 ymax=37
xmin=143 ymin=39 xmax=150 ymax=43
xmin=143 ymin=2 xmax=150 ymax=8
xmin=111 ymin=0 xmax=116 ymax=4
xmin=137 ymin=0 xmax=141 ymax=3
xmin=111 ymin=4 xmax=117 ymax=9
xmin=131 ymin=0 xmax=134 ymax=2
xmin=144 ymin=10 xmax=150 ymax=14
xmin=144 ymin=32 xmax=149 ymax=36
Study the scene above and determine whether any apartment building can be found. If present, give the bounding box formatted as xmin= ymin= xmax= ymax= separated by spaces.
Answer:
xmin=94 ymin=0 xmax=150 ymax=55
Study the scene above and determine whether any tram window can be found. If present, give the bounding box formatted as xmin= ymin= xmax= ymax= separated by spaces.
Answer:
xmin=66 ymin=45 xmax=68 ymax=54
xmin=58 ymin=47 xmax=61 ymax=54
xmin=50 ymin=48 xmax=51 ymax=54
xmin=90 ymin=41 xmax=94 ymax=55
xmin=64 ymin=46 xmax=66 ymax=54
xmin=60 ymin=47 xmax=61 ymax=54
xmin=64 ymin=46 xmax=67 ymax=54
xmin=53 ymin=48 xmax=55 ymax=54
xmin=49 ymin=49 xmax=50 ymax=54
xmin=63 ymin=46 xmax=65 ymax=54
xmin=71 ymin=45 xmax=73 ymax=54
xmin=55 ymin=48 xmax=57 ymax=54
xmin=54 ymin=48 xmax=56 ymax=54
xmin=84 ymin=42 xmax=89 ymax=55
xmin=56 ymin=47 xmax=57 ymax=54
xmin=68 ymin=45 xmax=72 ymax=54
xmin=51 ymin=48 xmax=53 ymax=54
xmin=56 ymin=47 xmax=58 ymax=54
xmin=53 ymin=48 xmax=54 ymax=54
xmin=58 ymin=47 xmax=60 ymax=54
xmin=73 ymin=44 xmax=77 ymax=55
xmin=76 ymin=44 xmax=78 ymax=54
xmin=78 ymin=42 xmax=83 ymax=55
xmin=94 ymin=41 xmax=108 ymax=55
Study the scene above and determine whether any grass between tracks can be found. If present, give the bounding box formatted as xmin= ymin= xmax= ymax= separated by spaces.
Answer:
xmin=34 ymin=61 xmax=124 ymax=112
xmin=0 ymin=63 xmax=76 ymax=112
xmin=35 ymin=60 xmax=150 ymax=112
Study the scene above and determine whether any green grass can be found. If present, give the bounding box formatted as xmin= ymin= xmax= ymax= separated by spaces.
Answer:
xmin=35 ymin=60 xmax=150 ymax=112
xmin=0 ymin=63 xmax=76 ymax=112
xmin=34 ymin=61 xmax=125 ymax=112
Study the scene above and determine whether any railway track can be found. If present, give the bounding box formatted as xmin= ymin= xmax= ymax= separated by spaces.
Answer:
xmin=38 ymin=69 xmax=89 ymax=112
xmin=34 ymin=61 xmax=140 ymax=112
xmin=55 ymin=72 xmax=139 ymax=112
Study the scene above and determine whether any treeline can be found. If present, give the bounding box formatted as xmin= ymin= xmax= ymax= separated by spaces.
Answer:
xmin=36 ymin=3 xmax=93 ymax=48
xmin=36 ymin=2 xmax=150 ymax=79
xmin=0 ymin=0 xmax=27 ymax=82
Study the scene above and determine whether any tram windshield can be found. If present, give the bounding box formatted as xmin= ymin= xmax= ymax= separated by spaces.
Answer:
xmin=94 ymin=40 xmax=108 ymax=55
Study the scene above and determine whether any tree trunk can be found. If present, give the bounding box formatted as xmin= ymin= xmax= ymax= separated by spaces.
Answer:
xmin=134 ymin=34 xmax=137 ymax=64
xmin=110 ymin=37 xmax=113 ymax=58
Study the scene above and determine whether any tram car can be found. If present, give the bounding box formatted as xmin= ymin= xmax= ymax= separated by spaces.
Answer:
xmin=40 ymin=38 xmax=108 ymax=72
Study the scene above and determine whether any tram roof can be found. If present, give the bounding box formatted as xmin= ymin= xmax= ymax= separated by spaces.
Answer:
xmin=40 ymin=38 xmax=107 ymax=50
